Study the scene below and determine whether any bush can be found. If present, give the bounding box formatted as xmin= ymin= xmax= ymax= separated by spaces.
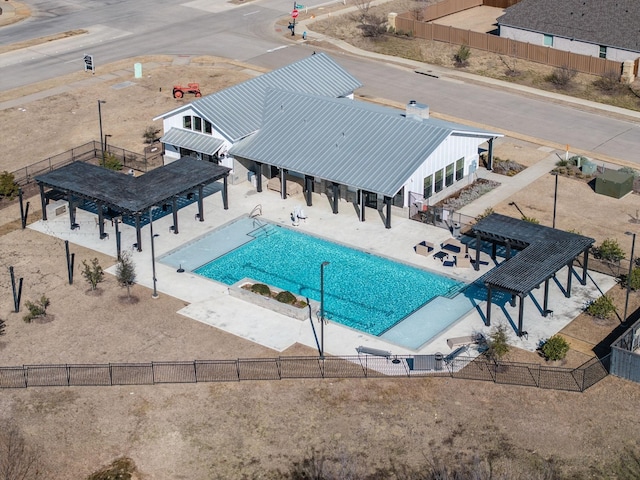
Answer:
xmin=23 ymin=295 xmax=50 ymax=323
xmin=594 ymin=238 xmax=625 ymax=262
xmin=593 ymin=70 xmax=624 ymax=94
xmin=623 ymin=267 xmax=640 ymax=291
xmin=484 ymin=324 xmax=510 ymax=363
xmin=541 ymin=335 xmax=570 ymax=361
xmin=251 ymin=283 xmax=271 ymax=296
xmin=454 ymin=44 xmax=471 ymax=67
xmin=142 ymin=125 xmax=161 ymax=144
xmin=586 ymin=294 xmax=616 ymax=320
xmin=103 ymin=153 xmax=123 ymax=171
xmin=0 ymin=171 xmax=19 ymax=200
xmin=275 ymin=290 xmax=297 ymax=305
xmin=546 ymin=65 xmax=576 ymax=89
xmin=521 ymin=215 xmax=540 ymax=224
xmin=619 ymin=166 xmax=639 ymax=178
xmin=81 ymin=258 xmax=105 ymax=291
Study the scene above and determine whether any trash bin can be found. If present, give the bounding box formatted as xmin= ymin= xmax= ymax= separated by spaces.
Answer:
xmin=435 ymin=352 xmax=444 ymax=371
xmin=452 ymin=222 xmax=461 ymax=238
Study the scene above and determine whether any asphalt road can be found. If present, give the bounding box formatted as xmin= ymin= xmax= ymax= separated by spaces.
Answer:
xmin=1 ymin=0 xmax=639 ymax=165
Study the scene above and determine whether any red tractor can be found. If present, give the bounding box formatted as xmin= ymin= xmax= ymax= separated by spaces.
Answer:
xmin=173 ymin=83 xmax=202 ymax=98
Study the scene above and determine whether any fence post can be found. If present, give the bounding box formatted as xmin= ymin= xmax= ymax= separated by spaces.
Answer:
xmin=236 ymin=359 xmax=240 ymax=381
xmin=66 ymin=364 xmax=71 ymax=386
xmin=109 ymin=364 xmax=113 ymax=386
xmin=152 ymin=361 xmax=156 ymax=384
xmin=193 ymin=361 xmax=197 ymax=383
xmin=23 ymin=366 xmax=28 ymax=388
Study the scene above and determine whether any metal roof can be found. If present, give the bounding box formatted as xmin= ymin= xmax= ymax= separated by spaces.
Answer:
xmin=230 ymin=89 xmax=499 ymax=197
xmin=497 ymin=0 xmax=640 ymax=53
xmin=160 ymin=128 xmax=224 ymax=155
xmin=35 ymin=159 xmax=230 ymax=215
xmin=157 ymin=53 xmax=363 ymax=142
xmin=472 ymin=213 xmax=595 ymax=295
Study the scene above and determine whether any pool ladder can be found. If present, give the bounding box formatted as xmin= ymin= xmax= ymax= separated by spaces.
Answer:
xmin=249 ymin=204 xmax=262 ymax=218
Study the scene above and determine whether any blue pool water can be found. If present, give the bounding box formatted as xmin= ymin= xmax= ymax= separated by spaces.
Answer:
xmin=192 ymin=220 xmax=465 ymax=336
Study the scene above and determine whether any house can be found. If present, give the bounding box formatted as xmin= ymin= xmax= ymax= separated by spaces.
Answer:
xmin=154 ymin=53 xmax=362 ymax=177
xmin=229 ymin=92 xmax=500 ymax=227
xmin=497 ymin=0 xmax=640 ymax=63
xmin=155 ymin=53 xmax=501 ymax=228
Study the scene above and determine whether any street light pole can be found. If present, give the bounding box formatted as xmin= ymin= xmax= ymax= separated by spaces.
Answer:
xmin=623 ymin=231 xmax=636 ymax=325
xmin=552 ymin=172 xmax=559 ymax=229
xmin=98 ymin=100 xmax=106 ymax=166
xmin=150 ymin=206 xmax=159 ymax=299
xmin=320 ymin=261 xmax=330 ymax=358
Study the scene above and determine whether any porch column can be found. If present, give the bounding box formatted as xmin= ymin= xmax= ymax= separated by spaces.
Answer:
xmin=97 ymin=202 xmax=106 ymax=239
xmin=172 ymin=197 xmax=179 ymax=234
xmin=115 ymin=218 xmax=121 ymax=261
xmin=39 ymin=183 xmax=47 ymax=220
xmin=332 ymin=183 xmax=339 ymax=214
xmin=487 ymin=138 xmax=494 ymax=171
xmin=542 ymin=278 xmax=550 ymax=316
xmin=255 ymin=162 xmax=263 ymax=192
xmin=68 ymin=194 xmax=76 ymax=229
xmin=135 ymin=214 xmax=142 ymax=252
xmin=565 ymin=261 xmax=572 ymax=298
xmin=280 ymin=169 xmax=287 ymax=199
xmin=384 ymin=196 xmax=391 ymax=229
xmin=581 ymin=249 xmax=589 ymax=285
xmin=491 ymin=242 xmax=497 ymax=260
xmin=517 ymin=294 xmax=525 ymax=337
xmin=222 ymin=176 xmax=229 ymax=210
xmin=358 ymin=190 xmax=365 ymax=222
xmin=304 ymin=175 xmax=313 ymax=207
xmin=474 ymin=233 xmax=481 ymax=271
xmin=485 ymin=284 xmax=492 ymax=327
xmin=510 ymin=294 xmax=516 ymax=308
xmin=197 ymin=185 xmax=204 ymax=221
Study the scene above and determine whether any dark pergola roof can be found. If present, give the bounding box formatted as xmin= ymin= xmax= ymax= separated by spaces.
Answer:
xmin=35 ymin=158 xmax=230 ymax=215
xmin=472 ymin=213 xmax=594 ymax=295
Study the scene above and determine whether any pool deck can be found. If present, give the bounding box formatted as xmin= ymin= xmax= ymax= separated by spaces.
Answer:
xmin=30 ymin=175 xmax=615 ymax=357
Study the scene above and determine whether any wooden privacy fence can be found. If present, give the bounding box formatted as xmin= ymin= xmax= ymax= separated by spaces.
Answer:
xmin=396 ymin=15 xmax=622 ymax=77
xmin=0 ymin=354 xmax=609 ymax=392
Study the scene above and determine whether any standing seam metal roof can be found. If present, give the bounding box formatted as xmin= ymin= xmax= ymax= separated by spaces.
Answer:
xmin=229 ymin=89 xmax=498 ymax=197
xmin=161 ymin=53 xmax=363 ymax=142
xmin=472 ymin=214 xmax=595 ymax=295
xmin=497 ymin=0 xmax=640 ymax=53
xmin=160 ymin=128 xmax=225 ymax=155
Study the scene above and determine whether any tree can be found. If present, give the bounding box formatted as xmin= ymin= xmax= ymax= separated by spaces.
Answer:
xmin=0 ymin=423 xmax=42 ymax=480
xmin=454 ymin=44 xmax=471 ymax=67
xmin=81 ymin=258 xmax=104 ymax=291
xmin=0 ymin=171 xmax=19 ymax=200
xmin=116 ymin=251 xmax=136 ymax=298
xmin=142 ymin=125 xmax=161 ymax=144
xmin=484 ymin=324 xmax=510 ymax=363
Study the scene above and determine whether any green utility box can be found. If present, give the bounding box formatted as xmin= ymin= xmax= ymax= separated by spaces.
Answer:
xmin=595 ymin=169 xmax=634 ymax=199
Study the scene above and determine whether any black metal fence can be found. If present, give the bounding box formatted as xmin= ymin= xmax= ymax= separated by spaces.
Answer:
xmin=0 ymin=354 xmax=609 ymax=392
xmin=9 ymin=141 xmax=163 ymax=186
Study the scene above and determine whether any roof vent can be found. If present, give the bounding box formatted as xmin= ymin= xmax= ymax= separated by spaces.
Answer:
xmin=406 ymin=100 xmax=429 ymax=121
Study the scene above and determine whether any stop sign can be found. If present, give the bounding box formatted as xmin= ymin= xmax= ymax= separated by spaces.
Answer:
xmin=291 ymin=8 xmax=299 ymax=18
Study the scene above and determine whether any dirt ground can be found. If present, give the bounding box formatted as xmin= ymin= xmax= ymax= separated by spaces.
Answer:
xmin=1 ymin=8 xmax=640 ymax=480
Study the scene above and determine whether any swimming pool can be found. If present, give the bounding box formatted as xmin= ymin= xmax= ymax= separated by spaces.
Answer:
xmin=165 ymin=217 xmax=466 ymax=337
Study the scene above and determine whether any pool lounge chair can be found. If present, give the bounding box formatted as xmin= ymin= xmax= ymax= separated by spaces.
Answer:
xmin=415 ymin=241 xmax=435 ymax=256
xmin=446 ymin=333 xmax=485 ymax=350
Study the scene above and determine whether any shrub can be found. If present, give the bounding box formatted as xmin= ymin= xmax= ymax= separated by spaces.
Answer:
xmin=103 ymin=152 xmax=123 ymax=171
xmin=81 ymin=258 xmax=105 ymax=291
xmin=586 ymin=294 xmax=616 ymax=320
xmin=476 ymin=207 xmax=494 ymax=221
xmin=484 ymin=324 xmax=510 ymax=363
xmin=251 ymin=283 xmax=271 ymax=296
xmin=594 ymin=238 xmax=625 ymax=262
xmin=454 ymin=44 xmax=471 ymax=67
xmin=142 ymin=125 xmax=161 ymax=144
xmin=593 ymin=70 xmax=623 ymax=94
xmin=555 ymin=159 xmax=569 ymax=167
xmin=23 ymin=295 xmax=50 ymax=323
xmin=275 ymin=290 xmax=297 ymax=305
xmin=0 ymin=171 xmax=20 ymax=200
xmin=521 ymin=215 xmax=540 ymax=224
xmin=619 ymin=166 xmax=639 ymax=178
xmin=0 ymin=318 xmax=5 ymax=336
xmin=623 ymin=267 xmax=640 ymax=291
xmin=541 ymin=335 xmax=570 ymax=361
xmin=546 ymin=65 xmax=577 ymax=89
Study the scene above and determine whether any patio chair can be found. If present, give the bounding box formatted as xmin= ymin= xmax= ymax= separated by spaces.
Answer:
xmin=415 ymin=241 xmax=435 ymax=256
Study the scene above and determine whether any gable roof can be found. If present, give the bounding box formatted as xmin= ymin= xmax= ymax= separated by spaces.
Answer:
xmin=497 ymin=0 xmax=640 ymax=53
xmin=229 ymin=90 xmax=498 ymax=197
xmin=155 ymin=53 xmax=363 ymax=142
xmin=161 ymin=128 xmax=225 ymax=155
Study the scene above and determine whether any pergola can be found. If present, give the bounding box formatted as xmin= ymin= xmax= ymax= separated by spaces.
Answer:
xmin=471 ymin=214 xmax=595 ymax=337
xmin=35 ymin=158 xmax=230 ymax=251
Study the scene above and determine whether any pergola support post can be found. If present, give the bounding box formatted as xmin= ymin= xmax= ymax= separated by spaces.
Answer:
xmin=565 ymin=260 xmax=572 ymax=297
xmin=505 ymin=241 xmax=511 ymax=261
xmin=474 ymin=233 xmax=481 ymax=271
xmin=68 ymin=194 xmax=76 ymax=229
xmin=280 ymin=169 xmax=287 ymax=199
xmin=223 ymin=176 xmax=229 ymax=210
xmin=197 ymin=185 xmax=204 ymax=221
xmin=487 ymin=138 xmax=494 ymax=171
xmin=485 ymin=284 xmax=492 ymax=326
xmin=542 ymin=278 xmax=550 ymax=316
xmin=384 ymin=196 xmax=391 ymax=229
xmin=491 ymin=242 xmax=497 ymax=260
xmin=358 ymin=190 xmax=365 ymax=222
xmin=517 ymin=294 xmax=525 ymax=336
xmin=305 ymin=175 xmax=313 ymax=207
xmin=172 ymin=197 xmax=179 ymax=234
xmin=135 ymin=214 xmax=142 ymax=252
xmin=256 ymin=162 xmax=263 ymax=193
xmin=39 ymin=184 xmax=47 ymax=221
xmin=98 ymin=202 xmax=106 ymax=238
xmin=581 ymin=250 xmax=589 ymax=285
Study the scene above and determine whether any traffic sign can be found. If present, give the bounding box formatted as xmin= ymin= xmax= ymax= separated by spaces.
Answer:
xmin=83 ymin=54 xmax=94 ymax=73
xmin=291 ymin=8 xmax=298 ymax=18
xmin=295 ymin=3 xmax=305 ymax=8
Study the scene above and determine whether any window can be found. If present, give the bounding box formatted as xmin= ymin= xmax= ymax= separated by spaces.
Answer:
xmin=599 ymin=46 xmax=607 ymax=59
xmin=543 ymin=34 xmax=553 ymax=47
xmin=423 ymin=175 xmax=433 ymax=199
xmin=434 ymin=169 xmax=444 ymax=193
xmin=455 ymin=157 xmax=464 ymax=181
xmin=204 ymin=120 xmax=212 ymax=135
xmin=445 ymin=163 xmax=454 ymax=187
xmin=193 ymin=116 xmax=202 ymax=132
xmin=183 ymin=115 xmax=192 ymax=129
